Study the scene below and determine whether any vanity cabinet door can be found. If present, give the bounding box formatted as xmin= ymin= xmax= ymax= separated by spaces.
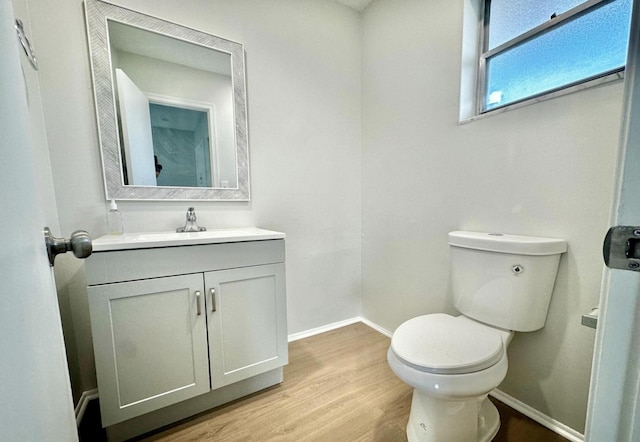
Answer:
xmin=88 ymin=274 xmax=210 ymax=426
xmin=205 ymin=263 xmax=288 ymax=389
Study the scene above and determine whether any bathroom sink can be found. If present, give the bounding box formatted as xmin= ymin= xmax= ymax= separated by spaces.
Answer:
xmin=92 ymin=228 xmax=285 ymax=251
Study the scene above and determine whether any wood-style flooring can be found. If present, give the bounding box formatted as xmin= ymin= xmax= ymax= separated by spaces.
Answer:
xmin=111 ymin=322 xmax=568 ymax=442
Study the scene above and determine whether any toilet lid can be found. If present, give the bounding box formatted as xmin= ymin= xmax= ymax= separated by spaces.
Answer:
xmin=391 ymin=314 xmax=504 ymax=374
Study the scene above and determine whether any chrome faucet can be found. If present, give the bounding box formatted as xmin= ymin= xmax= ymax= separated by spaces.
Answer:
xmin=176 ymin=207 xmax=206 ymax=232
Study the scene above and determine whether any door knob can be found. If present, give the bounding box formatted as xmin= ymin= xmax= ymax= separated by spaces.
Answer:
xmin=44 ymin=227 xmax=92 ymax=266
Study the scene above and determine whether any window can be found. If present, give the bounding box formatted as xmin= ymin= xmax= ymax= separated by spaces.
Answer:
xmin=479 ymin=0 xmax=633 ymax=113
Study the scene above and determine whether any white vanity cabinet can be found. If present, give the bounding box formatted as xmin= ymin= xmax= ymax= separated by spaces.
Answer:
xmin=205 ymin=264 xmax=286 ymax=389
xmin=85 ymin=230 xmax=287 ymax=433
xmin=88 ymin=273 xmax=210 ymax=426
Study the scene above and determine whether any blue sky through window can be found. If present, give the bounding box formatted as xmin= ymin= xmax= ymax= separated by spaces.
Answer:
xmin=484 ymin=0 xmax=632 ymax=111
xmin=488 ymin=0 xmax=588 ymax=49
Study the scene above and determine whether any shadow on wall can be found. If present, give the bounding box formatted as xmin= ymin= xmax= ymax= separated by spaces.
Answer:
xmin=497 ymin=246 xmax=575 ymax=419
xmin=54 ymin=267 xmax=81 ymax=401
xmin=54 ymin=255 xmax=96 ymax=401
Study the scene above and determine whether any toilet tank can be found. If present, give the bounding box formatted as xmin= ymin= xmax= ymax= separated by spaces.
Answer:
xmin=448 ymin=231 xmax=567 ymax=332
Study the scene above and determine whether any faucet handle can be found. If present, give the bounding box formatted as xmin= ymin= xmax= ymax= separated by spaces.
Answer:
xmin=176 ymin=206 xmax=206 ymax=232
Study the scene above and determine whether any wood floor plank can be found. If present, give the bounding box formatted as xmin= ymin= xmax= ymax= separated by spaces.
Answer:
xmin=133 ymin=322 xmax=568 ymax=442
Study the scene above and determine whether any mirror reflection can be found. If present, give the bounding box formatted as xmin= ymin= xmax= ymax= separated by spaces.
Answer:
xmin=149 ymin=103 xmax=212 ymax=187
xmin=85 ymin=0 xmax=250 ymax=201
xmin=108 ymin=20 xmax=237 ymax=189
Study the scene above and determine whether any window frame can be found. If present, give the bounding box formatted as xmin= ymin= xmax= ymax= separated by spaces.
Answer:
xmin=476 ymin=0 xmax=626 ymax=115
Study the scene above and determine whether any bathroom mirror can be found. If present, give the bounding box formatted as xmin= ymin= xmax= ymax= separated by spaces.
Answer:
xmin=85 ymin=0 xmax=249 ymax=200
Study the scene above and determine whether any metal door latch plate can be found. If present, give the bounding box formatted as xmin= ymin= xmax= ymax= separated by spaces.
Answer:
xmin=603 ymin=226 xmax=640 ymax=271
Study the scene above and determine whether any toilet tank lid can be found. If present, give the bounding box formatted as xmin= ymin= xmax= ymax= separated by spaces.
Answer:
xmin=448 ymin=231 xmax=567 ymax=256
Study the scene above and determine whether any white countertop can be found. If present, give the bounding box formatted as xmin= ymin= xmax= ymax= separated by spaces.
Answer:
xmin=91 ymin=228 xmax=286 ymax=252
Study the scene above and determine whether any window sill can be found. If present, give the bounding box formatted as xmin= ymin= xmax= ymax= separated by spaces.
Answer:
xmin=459 ymin=70 xmax=625 ymax=125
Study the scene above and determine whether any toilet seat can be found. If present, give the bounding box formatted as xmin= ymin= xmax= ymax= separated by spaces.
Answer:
xmin=391 ymin=314 xmax=504 ymax=375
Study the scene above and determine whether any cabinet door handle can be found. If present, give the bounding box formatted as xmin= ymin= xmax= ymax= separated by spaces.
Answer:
xmin=195 ymin=290 xmax=202 ymax=316
xmin=210 ymin=288 xmax=216 ymax=312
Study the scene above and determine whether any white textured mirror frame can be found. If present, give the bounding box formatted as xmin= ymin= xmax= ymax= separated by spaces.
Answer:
xmin=85 ymin=0 xmax=250 ymax=201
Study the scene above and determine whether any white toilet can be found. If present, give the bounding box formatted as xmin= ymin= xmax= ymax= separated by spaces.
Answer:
xmin=387 ymin=231 xmax=567 ymax=442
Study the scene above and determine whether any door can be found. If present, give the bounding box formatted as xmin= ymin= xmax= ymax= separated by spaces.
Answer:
xmin=206 ymin=264 xmax=288 ymax=389
xmin=585 ymin=0 xmax=640 ymax=439
xmin=116 ymin=68 xmax=157 ymax=186
xmin=88 ymin=274 xmax=210 ymax=426
xmin=0 ymin=2 xmax=77 ymax=440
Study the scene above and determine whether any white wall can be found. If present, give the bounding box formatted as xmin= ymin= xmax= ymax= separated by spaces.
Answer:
xmin=28 ymin=0 xmax=362 ymax=399
xmin=361 ymin=0 xmax=623 ymax=434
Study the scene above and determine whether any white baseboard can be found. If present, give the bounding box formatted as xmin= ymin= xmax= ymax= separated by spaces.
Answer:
xmin=287 ymin=316 xmax=361 ymax=342
xmin=75 ymin=388 xmax=99 ymax=427
xmin=359 ymin=316 xmax=392 ymax=338
xmin=288 ymin=316 xmax=394 ymax=342
xmin=490 ymin=389 xmax=584 ymax=442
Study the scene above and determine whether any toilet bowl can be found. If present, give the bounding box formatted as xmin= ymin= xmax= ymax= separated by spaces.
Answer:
xmin=388 ymin=231 xmax=566 ymax=442
xmin=388 ymin=314 xmax=513 ymax=442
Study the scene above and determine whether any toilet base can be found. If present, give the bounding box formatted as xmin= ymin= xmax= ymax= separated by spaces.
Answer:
xmin=406 ymin=390 xmax=500 ymax=442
